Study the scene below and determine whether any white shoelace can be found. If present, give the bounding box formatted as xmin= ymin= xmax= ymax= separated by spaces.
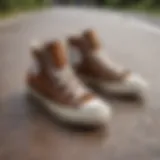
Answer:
xmin=52 ymin=66 xmax=88 ymax=100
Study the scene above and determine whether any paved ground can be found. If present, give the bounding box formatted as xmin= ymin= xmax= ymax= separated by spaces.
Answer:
xmin=0 ymin=6 xmax=160 ymax=160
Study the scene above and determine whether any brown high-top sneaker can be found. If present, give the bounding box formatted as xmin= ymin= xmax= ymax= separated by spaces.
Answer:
xmin=26 ymin=40 xmax=111 ymax=126
xmin=68 ymin=29 xmax=148 ymax=96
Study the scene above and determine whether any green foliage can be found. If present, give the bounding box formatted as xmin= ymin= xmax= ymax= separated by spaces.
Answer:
xmin=103 ymin=0 xmax=160 ymax=9
xmin=0 ymin=0 xmax=159 ymax=13
xmin=0 ymin=0 xmax=50 ymax=12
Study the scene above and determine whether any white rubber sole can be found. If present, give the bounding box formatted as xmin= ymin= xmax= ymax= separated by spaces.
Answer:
xmin=80 ymin=74 xmax=148 ymax=97
xmin=28 ymin=87 xmax=111 ymax=126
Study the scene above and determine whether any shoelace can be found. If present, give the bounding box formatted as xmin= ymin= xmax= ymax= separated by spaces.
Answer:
xmin=52 ymin=66 xmax=88 ymax=100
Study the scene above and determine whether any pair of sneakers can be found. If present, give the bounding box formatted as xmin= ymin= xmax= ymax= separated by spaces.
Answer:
xmin=27 ymin=29 xmax=148 ymax=127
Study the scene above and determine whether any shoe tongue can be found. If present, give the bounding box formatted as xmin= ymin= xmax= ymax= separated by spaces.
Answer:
xmin=83 ymin=29 xmax=101 ymax=51
xmin=46 ymin=41 xmax=68 ymax=69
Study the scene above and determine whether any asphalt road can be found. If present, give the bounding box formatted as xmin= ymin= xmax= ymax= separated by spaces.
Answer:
xmin=0 ymin=7 xmax=160 ymax=160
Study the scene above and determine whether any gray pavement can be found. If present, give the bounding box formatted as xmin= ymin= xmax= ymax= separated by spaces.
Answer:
xmin=0 ymin=7 xmax=160 ymax=160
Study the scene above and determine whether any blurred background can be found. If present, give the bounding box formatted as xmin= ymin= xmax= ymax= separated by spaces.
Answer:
xmin=0 ymin=0 xmax=160 ymax=14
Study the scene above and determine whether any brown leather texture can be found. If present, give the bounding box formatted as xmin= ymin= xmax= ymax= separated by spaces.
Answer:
xmin=45 ymin=41 xmax=68 ymax=69
xmin=27 ymin=41 xmax=95 ymax=107
xmin=83 ymin=29 xmax=101 ymax=50
xmin=68 ymin=29 xmax=130 ymax=82
xmin=68 ymin=36 xmax=89 ymax=54
xmin=75 ymin=57 xmax=130 ymax=82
